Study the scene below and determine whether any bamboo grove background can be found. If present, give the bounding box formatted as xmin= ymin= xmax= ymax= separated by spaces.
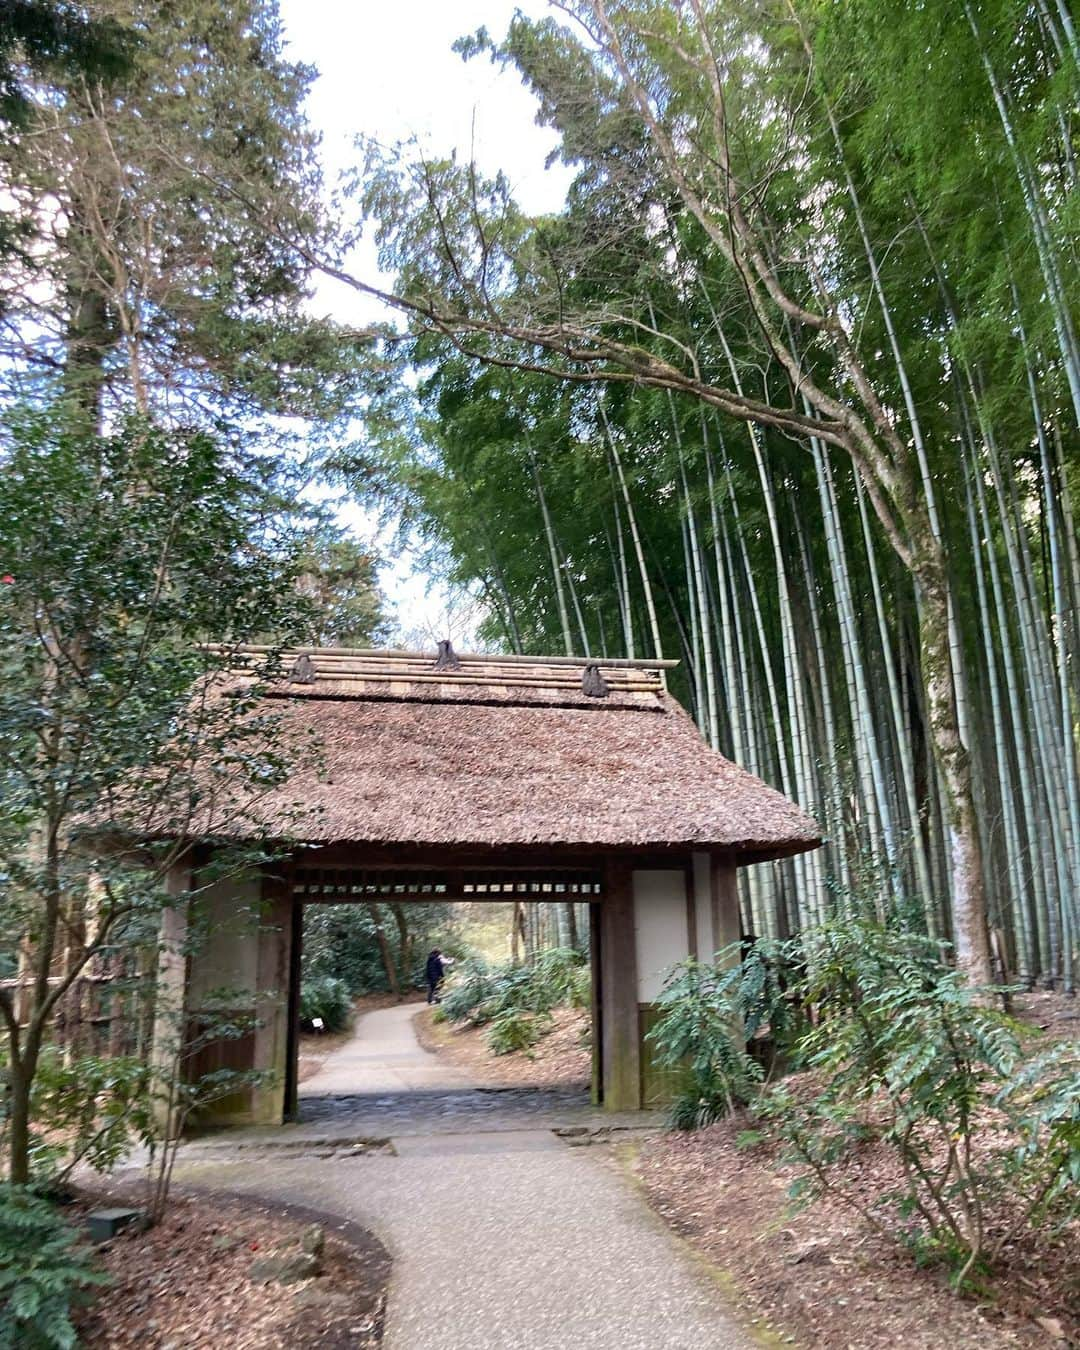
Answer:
xmin=359 ymin=1 xmax=1080 ymax=988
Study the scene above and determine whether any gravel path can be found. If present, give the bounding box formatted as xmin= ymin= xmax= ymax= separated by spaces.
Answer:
xmin=174 ymin=1006 xmax=756 ymax=1350
xmin=300 ymin=1003 xmax=479 ymax=1097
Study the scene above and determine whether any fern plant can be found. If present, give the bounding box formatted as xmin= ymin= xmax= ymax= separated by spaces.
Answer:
xmin=646 ymin=955 xmax=765 ymax=1128
xmin=775 ymin=919 xmax=1021 ymax=1286
xmin=0 ymin=1187 xmax=107 ymax=1349
xmin=997 ymin=1039 xmax=1080 ymax=1228
xmin=487 ymin=1010 xmax=551 ymax=1056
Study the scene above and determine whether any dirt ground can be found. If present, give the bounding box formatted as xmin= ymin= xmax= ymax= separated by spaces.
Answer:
xmin=72 ymin=1187 xmax=388 ymax=1349
xmin=413 ymin=1004 xmax=592 ymax=1089
xmin=635 ymin=990 xmax=1079 ymax=1350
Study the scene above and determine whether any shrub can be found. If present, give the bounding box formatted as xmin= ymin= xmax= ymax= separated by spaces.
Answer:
xmin=299 ymin=976 xmax=352 ymax=1034
xmin=997 ymin=1039 xmax=1080 ymax=1228
xmin=438 ymin=947 xmax=590 ymax=1061
xmin=529 ymin=947 xmax=588 ymax=1009
xmin=0 ymin=1187 xmax=108 ymax=1349
xmin=646 ymin=955 xmax=765 ymax=1128
xmin=766 ymin=918 xmax=1020 ymax=1285
xmin=27 ymin=1051 xmax=152 ymax=1182
xmin=440 ymin=962 xmax=498 ymax=1025
xmin=487 ymin=1010 xmax=551 ymax=1056
xmin=568 ymin=963 xmax=592 ymax=1010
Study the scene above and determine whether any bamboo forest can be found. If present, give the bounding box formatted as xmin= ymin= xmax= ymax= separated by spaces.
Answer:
xmin=2 ymin=2 xmax=1080 ymax=1346
xmin=351 ymin=0 xmax=1080 ymax=991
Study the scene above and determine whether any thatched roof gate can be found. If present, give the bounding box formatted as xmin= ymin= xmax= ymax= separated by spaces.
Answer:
xmin=157 ymin=646 xmax=820 ymax=1125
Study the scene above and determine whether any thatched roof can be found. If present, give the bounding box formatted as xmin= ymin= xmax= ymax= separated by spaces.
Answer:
xmin=207 ymin=646 xmax=820 ymax=863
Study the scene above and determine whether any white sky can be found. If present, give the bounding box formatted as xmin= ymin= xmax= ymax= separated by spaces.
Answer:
xmin=277 ymin=0 xmax=575 ymax=643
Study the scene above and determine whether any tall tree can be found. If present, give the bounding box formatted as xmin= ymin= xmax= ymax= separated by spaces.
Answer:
xmin=0 ymin=412 xmax=315 ymax=1183
xmin=329 ymin=0 xmax=1077 ymax=986
xmin=0 ymin=0 xmax=362 ymax=434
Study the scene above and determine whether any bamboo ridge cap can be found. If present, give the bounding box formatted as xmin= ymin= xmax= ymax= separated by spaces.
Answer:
xmin=200 ymin=643 xmax=680 ymax=671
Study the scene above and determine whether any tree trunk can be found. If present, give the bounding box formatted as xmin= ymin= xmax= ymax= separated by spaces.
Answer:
xmin=389 ymin=902 xmax=412 ymax=988
xmin=7 ymin=1056 xmax=31 ymax=1185
xmin=366 ymin=902 xmax=400 ymax=999
xmin=564 ymin=901 xmax=579 ymax=952
xmin=912 ymin=536 xmax=992 ymax=983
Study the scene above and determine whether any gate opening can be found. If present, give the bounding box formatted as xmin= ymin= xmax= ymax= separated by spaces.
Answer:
xmin=288 ymin=866 xmax=605 ymax=1118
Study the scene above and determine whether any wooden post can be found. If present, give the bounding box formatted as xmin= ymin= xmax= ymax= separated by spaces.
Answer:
xmin=589 ymin=901 xmax=603 ymax=1106
xmin=251 ymin=869 xmax=294 ymax=1125
xmin=710 ymin=855 xmax=742 ymax=961
xmin=712 ymin=854 xmax=745 ymax=1044
xmin=283 ymin=897 xmax=303 ymax=1122
xmin=149 ymin=860 xmax=192 ymax=1137
xmin=600 ymin=861 xmax=641 ymax=1111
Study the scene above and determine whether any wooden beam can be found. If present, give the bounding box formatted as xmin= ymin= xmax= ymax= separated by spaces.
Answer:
xmin=149 ymin=860 xmax=191 ymax=1137
xmin=252 ymin=869 xmax=294 ymax=1126
xmin=283 ymin=894 xmax=303 ymax=1123
xmin=590 ymin=901 xmax=603 ymax=1107
xmin=600 ymin=862 xmax=641 ymax=1111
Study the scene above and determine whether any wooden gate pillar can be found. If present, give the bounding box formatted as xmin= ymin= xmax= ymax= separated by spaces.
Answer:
xmin=600 ymin=862 xmax=641 ymax=1111
xmin=149 ymin=860 xmax=192 ymax=1136
xmin=250 ymin=870 xmax=294 ymax=1125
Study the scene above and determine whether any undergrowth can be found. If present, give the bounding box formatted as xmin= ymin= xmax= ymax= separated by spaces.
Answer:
xmin=437 ymin=947 xmax=588 ymax=1056
xmin=647 ymin=917 xmax=1080 ymax=1292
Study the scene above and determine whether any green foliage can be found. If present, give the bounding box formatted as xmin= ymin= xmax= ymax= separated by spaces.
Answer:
xmin=440 ymin=948 xmax=589 ymax=1052
xmin=996 ymin=1040 xmax=1080 ymax=1227
xmin=301 ymin=901 xmax=452 ymax=995
xmin=299 ymin=977 xmax=352 ymax=1035
xmin=0 ymin=1186 xmax=107 ymax=1349
xmin=0 ymin=0 xmax=362 ymax=429
xmin=441 ymin=961 xmax=499 ymax=1026
xmin=646 ymin=954 xmax=766 ymax=1129
xmin=567 ymin=962 xmax=592 ymax=1010
xmin=443 ymin=948 xmax=589 ymax=1025
xmin=487 ymin=1009 xmax=551 ymax=1056
xmin=650 ymin=921 xmax=1079 ymax=1288
xmin=294 ymin=529 xmax=390 ymax=648
xmin=356 ymin=0 xmax=1080 ymax=998
xmin=27 ymin=1051 xmax=152 ymax=1180
xmin=763 ymin=919 xmax=1021 ymax=1285
xmin=0 ymin=412 xmax=316 ymax=1185
xmin=0 ymin=1 xmax=133 ymax=131
xmin=527 ymin=947 xmax=589 ymax=1011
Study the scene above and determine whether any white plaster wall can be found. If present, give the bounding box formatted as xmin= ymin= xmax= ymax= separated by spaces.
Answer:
xmin=692 ymin=852 xmax=715 ymax=960
xmin=632 ymin=869 xmax=691 ymax=1003
xmin=187 ymin=872 xmax=261 ymax=1009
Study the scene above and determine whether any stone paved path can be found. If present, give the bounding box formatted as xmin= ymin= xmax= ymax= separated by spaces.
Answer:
xmin=173 ymin=1005 xmax=755 ymax=1350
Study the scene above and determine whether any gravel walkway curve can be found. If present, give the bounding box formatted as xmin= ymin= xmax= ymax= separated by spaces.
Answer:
xmin=174 ymin=1006 xmax=757 ymax=1350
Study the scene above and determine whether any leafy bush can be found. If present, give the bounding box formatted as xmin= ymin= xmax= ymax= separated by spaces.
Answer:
xmin=487 ymin=1010 xmax=551 ymax=1056
xmin=997 ymin=1039 xmax=1080 ymax=1227
xmin=651 ymin=918 xmax=1078 ymax=1289
xmin=568 ymin=963 xmax=592 ymax=1010
xmin=299 ymin=976 xmax=352 ymax=1033
xmin=27 ymin=1051 xmax=152 ymax=1182
xmin=646 ymin=956 xmax=766 ymax=1128
xmin=440 ymin=961 xmax=499 ymax=1025
xmin=764 ymin=919 xmax=1020 ymax=1285
xmin=440 ymin=948 xmax=590 ymax=1030
xmin=529 ymin=947 xmax=588 ymax=1009
xmin=0 ymin=1187 xmax=107 ymax=1349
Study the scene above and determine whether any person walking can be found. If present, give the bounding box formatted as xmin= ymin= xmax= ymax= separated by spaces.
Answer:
xmin=425 ymin=947 xmax=445 ymax=1004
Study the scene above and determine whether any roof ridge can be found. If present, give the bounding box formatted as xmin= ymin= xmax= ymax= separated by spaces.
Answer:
xmin=204 ymin=642 xmax=678 ymax=672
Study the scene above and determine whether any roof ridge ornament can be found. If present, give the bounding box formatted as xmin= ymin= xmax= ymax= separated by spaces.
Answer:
xmin=289 ymin=653 xmax=316 ymax=684
xmin=433 ymin=639 xmax=462 ymax=672
xmin=582 ymin=664 xmax=610 ymax=699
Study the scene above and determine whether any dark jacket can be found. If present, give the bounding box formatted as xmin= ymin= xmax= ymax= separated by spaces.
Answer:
xmin=425 ymin=952 xmax=445 ymax=985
